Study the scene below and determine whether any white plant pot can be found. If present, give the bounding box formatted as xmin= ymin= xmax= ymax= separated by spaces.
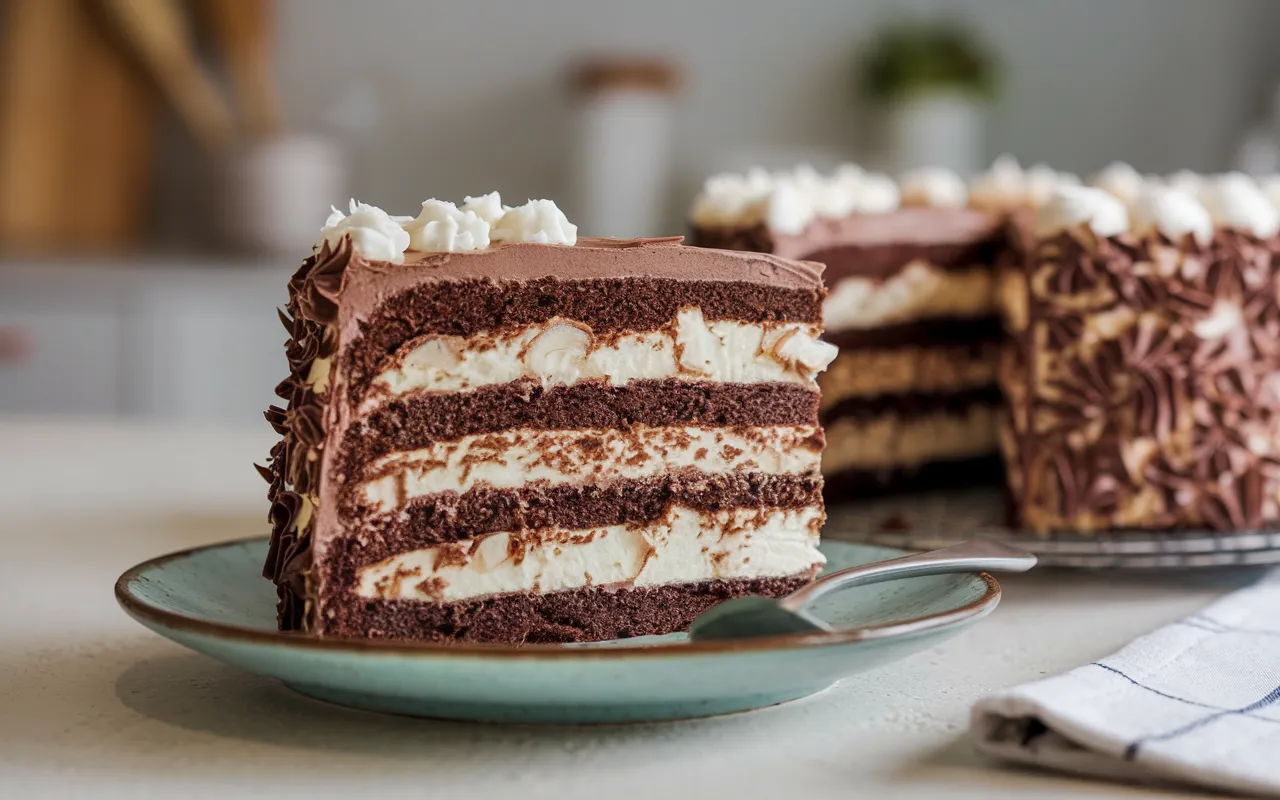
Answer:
xmin=883 ymin=93 xmax=985 ymax=175
xmin=221 ymin=135 xmax=347 ymax=256
xmin=572 ymin=89 xmax=674 ymax=238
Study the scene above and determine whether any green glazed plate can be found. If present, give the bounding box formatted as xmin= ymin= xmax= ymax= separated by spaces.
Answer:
xmin=116 ymin=537 xmax=1001 ymax=723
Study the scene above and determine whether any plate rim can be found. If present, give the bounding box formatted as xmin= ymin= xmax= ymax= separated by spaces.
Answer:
xmin=115 ymin=536 xmax=1001 ymax=660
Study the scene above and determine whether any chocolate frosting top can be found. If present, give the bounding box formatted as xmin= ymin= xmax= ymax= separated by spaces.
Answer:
xmin=344 ymin=237 xmax=824 ymax=301
xmin=773 ymin=208 xmax=1004 ymax=258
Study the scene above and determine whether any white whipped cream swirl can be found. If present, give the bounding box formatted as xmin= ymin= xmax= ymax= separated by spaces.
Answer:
xmin=405 ymin=199 xmax=491 ymax=252
xmin=317 ymin=200 xmax=412 ymax=262
xmin=1034 ymin=185 xmax=1129 ymax=239
xmin=900 ymin=167 xmax=967 ymax=208
xmin=1199 ymin=173 xmax=1280 ymax=238
xmin=1088 ymin=161 xmax=1146 ymax=205
xmin=1130 ymin=186 xmax=1213 ymax=244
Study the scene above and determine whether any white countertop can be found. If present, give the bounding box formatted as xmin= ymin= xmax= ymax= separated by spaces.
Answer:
xmin=0 ymin=418 xmax=1254 ymax=799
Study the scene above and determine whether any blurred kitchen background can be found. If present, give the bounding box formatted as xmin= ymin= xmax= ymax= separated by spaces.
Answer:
xmin=5 ymin=0 xmax=1280 ymax=426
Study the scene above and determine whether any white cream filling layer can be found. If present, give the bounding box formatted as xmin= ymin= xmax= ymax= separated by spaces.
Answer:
xmin=823 ymin=261 xmax=994 ymax=333
xmin=362 ymin=424 xmax=824 ymax=514
xmin=822 ymin=405 xmax=999 ymax=473
xmin=369 ymin=308 xmax=836 ymax=403
xmin=355 ymin=505 xmax=825 ymax=604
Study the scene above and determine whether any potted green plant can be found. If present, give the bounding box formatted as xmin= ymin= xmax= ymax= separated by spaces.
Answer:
xmin=858 ymin=18 xmax=1000 ymax=174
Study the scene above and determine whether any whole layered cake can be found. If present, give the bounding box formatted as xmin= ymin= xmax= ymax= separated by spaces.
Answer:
xmin=261 ymin=194 xmax=837 ymax=643
xmin=999 ymin=176 xmax=1280 ymax=532
xmin=690 ymin=159 xmax=1280 ymax=536
xmin=688 ymin=160 xmax=1076 ymax=496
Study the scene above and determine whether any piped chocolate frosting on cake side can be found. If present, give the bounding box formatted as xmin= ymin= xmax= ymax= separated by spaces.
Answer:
xmin=261 ymin=237 xmax=352 ymax=631
xmin=261 ymin=194 xmax=837 ymax=642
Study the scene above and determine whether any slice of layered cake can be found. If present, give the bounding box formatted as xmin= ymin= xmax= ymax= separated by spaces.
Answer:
xmin=261 ymin=194 xmax=836 ymax=643
xmin=998 ymin=177 xmax=1280 ymax=532
xmin=689 ymin=161 xmax=1074 ymax=497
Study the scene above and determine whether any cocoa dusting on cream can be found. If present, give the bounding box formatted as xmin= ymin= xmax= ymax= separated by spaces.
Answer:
xmin=330 ymin=471 xmax=823 ymax=569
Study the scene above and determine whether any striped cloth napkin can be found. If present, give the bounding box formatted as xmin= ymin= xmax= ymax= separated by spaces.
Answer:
xmin=972 ymin=571 xmax=1280 ymax=797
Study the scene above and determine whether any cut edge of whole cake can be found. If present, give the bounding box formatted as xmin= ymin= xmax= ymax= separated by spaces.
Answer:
xmin=260 ymin=194 xmax=838 ymax=643
xmin=688 ymin=159 xmax=1280 ymax=535
xmin=686 ymin=160 xmax=1060 ymax=497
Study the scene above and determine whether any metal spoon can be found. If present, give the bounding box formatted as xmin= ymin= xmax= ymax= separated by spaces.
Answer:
xmin=689 ymin=539 xmax=1037 ymax=641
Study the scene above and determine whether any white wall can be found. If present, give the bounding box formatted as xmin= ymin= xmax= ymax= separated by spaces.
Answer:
xmin=272 ymin=0 xmax=1280 ymax=233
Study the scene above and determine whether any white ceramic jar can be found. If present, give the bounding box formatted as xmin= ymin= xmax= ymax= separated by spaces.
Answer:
xmin=570 ymin=59 xmax=678 ymax=238
xmin=884 ymin=91 xmax=984 ymax=176
xmin=221 ymin=134 xmax=346 ymax=256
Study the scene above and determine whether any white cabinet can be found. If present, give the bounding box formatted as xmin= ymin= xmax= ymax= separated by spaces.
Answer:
xmin=128 ymin=278 xmax=289 ymax=425
xmin=0 ymin=260 xmax=294 ymax=422
xmin=0 ymin=307 xmax=124 ymax=414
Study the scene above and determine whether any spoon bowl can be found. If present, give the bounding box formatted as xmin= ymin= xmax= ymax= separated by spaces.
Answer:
xmin=691 ymin=540 xmax=1037 ymax=641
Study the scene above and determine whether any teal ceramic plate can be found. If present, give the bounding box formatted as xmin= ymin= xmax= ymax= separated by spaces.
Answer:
xmin=116 ymin=537 xmax=1000 ymax=723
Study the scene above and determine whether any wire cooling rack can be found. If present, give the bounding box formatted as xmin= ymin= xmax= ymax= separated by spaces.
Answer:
xmin=824 ymin=486 xmax=1280 ymax=569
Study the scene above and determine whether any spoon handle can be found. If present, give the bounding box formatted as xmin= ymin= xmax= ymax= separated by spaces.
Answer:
xmin=779 ymin=539 xmax=1037 ymax=613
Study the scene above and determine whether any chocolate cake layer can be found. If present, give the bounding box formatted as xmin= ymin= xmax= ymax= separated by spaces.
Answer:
xmin=329 ymin=471 xmax=824 ymax=577
xmin=346 ymin=379 xmax=820 ymax=470
xmin=321 ymin=574 xmax=812 ymax=644
xmin=823 ymin=454 xmax=1005 ymax=500
xmin=823 ymin=316 xmax=1003 ymax=350
xmin=820 ymin=386 xmax=1004 ymax=424
xmin=346 ymin=277 xmax=823 ymax=392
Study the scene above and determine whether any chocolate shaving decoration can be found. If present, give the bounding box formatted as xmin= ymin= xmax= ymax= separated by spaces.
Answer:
xmin=1046 ymin=351 xmax=1121 ymax=428
xmin=1119 ymin=320 xmax=1185 ymax=439
xmin=261 ymin=236 xmax=354 ymax=630
xmin=1119 ymin=316 xmax=1177 ymax=369
xmin=1132 ymin=369 xmax=1183 ymax=441
xmin=1166 ymin=283 xmax=1216 ymax=318
xmin=1049 ymin=233 xmax=1109 ymax=297
xmin=264 ymin=490 xmax=303 ymax=576
xmin=264 ymin=405 xmax=289 ymax=435
xmin=1045 ymin=316 xmax=1084 ymax=351
xmin=1111 ymin=259 xmax=1167 ymax=312
xmin=1048 ymin=451 xmax=1079 ymax=518
xmin=254 ymin=462 xmax=275 ymax=484
xmin=1198 ymin=467 xmax=1262 ymax=530
xmin=1047 ymin=444 xmax=1125 ymax=520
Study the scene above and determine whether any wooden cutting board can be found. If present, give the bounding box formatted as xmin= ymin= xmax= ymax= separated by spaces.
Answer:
xmin=0 ymin=0 xmax=78 ymax=250
xmin=70 ymin=0 xmax=157 ymax=249
xmin=0 ymin=0 xmax=156 ymax=252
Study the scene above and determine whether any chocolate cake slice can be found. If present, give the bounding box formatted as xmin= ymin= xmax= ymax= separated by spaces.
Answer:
xmin=261 ymin=194 xmax=836 ymax=643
